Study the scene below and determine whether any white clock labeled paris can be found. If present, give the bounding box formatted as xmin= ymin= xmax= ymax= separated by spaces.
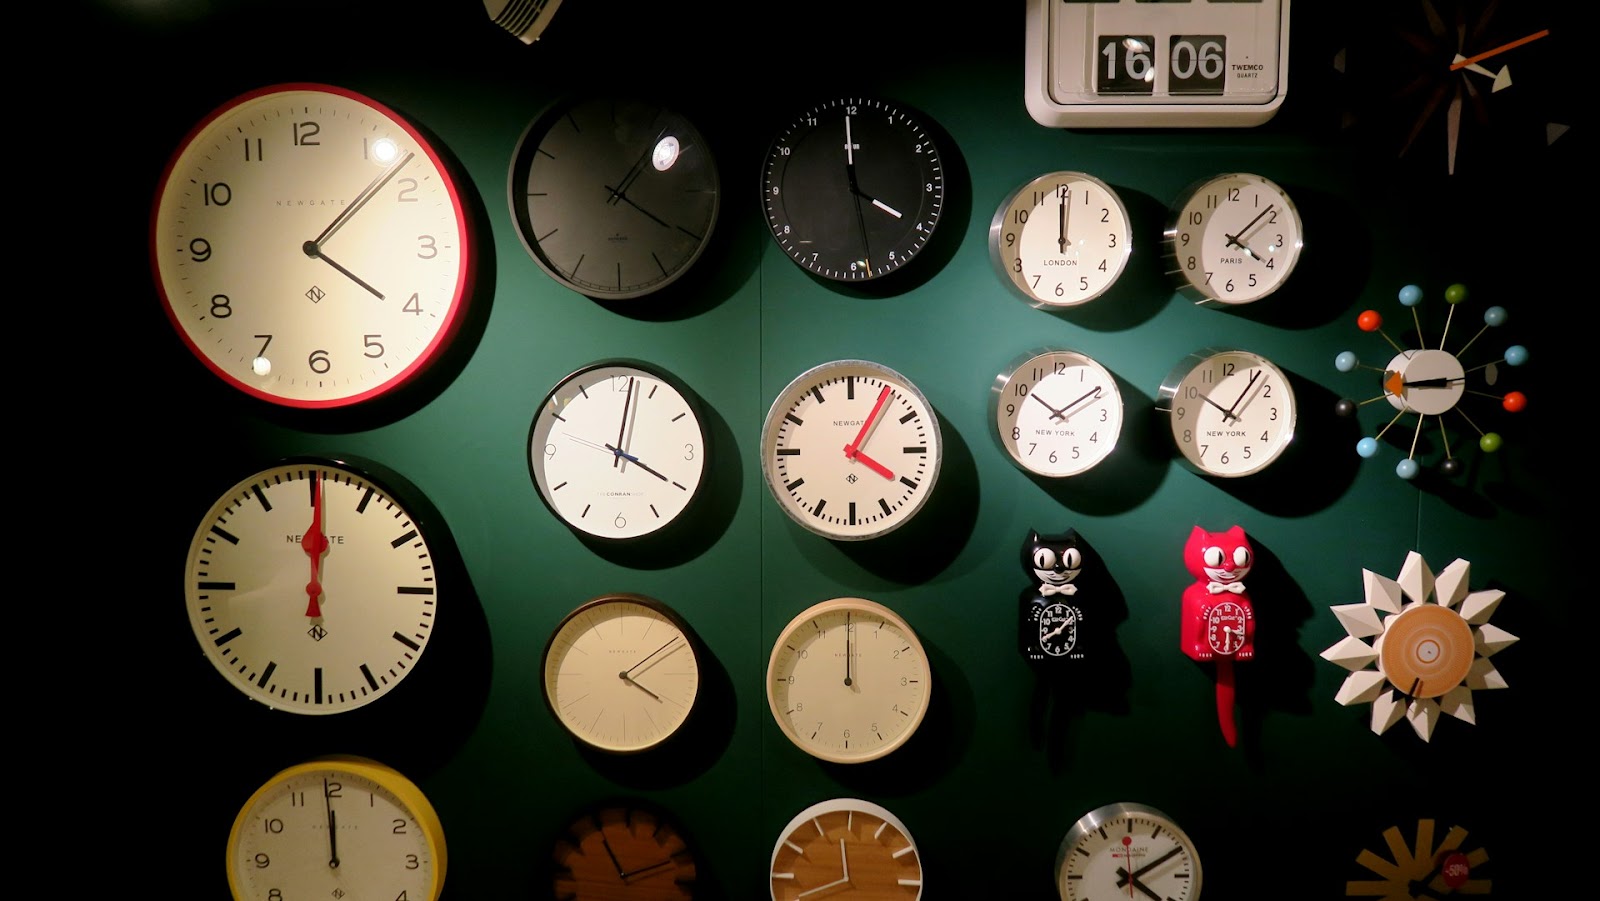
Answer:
xmin=1164 ymin=172 xmax=1304 ymax=306
xmin=152 ymin=83 xmax=473 ymax=409
xmin=184 ymin=458 xmax=443 ymax=714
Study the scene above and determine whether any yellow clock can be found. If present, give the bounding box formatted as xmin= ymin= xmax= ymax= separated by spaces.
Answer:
xmin=226 ymin=756 xmax=447 ymax=901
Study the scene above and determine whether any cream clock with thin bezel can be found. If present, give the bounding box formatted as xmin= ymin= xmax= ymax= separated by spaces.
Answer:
xmin=766 ymin=597 xmax=931 ymax=764
xmin=1164 ymin=172 xmax=1304 ymax=306
xmin=1157 ymin=348 xmax=1297 ymax=478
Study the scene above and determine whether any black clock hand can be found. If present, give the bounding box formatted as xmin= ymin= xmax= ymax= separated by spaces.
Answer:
xmin=323 ymin=778 xmax=340 ymax=869
xmin=302 ymin=244 xmax=385 ymax=299
xmin=843 ymin=115 xmax=874 ymax=269
xmin=311 ymin=151 xmax=413 ymax=249
xmin=623 ymin=636 xmax=682 ymax=682
xmin=1129 ymin=845 xmax=1184 ymax=879
xmin=619 ymin=857 xmax=675 ymax=881
xmin=1057 ymin=386 xmax=1103 ymax=418
xmin=605 ymin=445 xmax=670 ymax=482
xmin=1114 ymin=867 xmax=1163 ymax=901
xmin=1029 ymin=392 xmax=1069 ymax=420
xmin=1223 ymin=369 xmax=1262 ymax=422
xmin=603 ymin=186 xmax=672 ymax=229
xmin=606 ymin=124 xmax=670 ymax=206
xmin=844 ymin=611 xmax=853 ymax=687
xmin=1402 ymin=376 xmax=1467 ymax=389
xmin=1058 ymin=184 xmax=1070 ymax=253
xmin=613 ymin=377 xmax=636 ymax=469
xmin=1223 ymin=203 xmax=1274 ymax=262
xmin=1198 ymin=392 xmax=1235 ymax=419
xmin=598 ymin=828 xmax=627 ymax=878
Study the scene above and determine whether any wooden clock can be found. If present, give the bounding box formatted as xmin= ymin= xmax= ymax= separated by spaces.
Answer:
xmin=769 ymin=798 xmax=922 ymax=899
xmin=553 ymin=802 xmax=697 ymax=900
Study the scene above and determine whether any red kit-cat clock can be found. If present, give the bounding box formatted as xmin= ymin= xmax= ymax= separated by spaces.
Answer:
xmin=1180 ymin=525 xmax=1256 ymax=746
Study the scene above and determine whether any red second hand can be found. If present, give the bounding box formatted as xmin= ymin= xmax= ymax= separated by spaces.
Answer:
xmin=1123 ymin=836 xmax=1135 ymax=899
xmin=844 ymin=384 xmax=893 ymax=460
xmin=302 ymin=473 xmax=329 ymax=618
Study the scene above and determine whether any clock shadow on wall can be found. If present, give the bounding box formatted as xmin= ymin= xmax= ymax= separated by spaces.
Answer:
xmin=1183 ymin=185 xmax=1372 ymax=332
xmin=1183 ymin=370 xmax=1364 ymax=517
xmin=567 ymin=628 xmax=736 ymax=790
xmin=824 ymin=410 xmax=980 ymax=586
xmin=1194 ymin=536 xmax=1318 ymax=761
xmin=1021 ymin=531 xmax=1136 ymax=774
xmin=1030 ymin=379 xmax=1165 ymax=516
xmin=574 ymin=394 xmax=741 ymax=570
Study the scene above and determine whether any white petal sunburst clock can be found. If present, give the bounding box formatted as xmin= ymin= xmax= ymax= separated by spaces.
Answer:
xmin=1320 ymin=551 xmax=1516 ymax=741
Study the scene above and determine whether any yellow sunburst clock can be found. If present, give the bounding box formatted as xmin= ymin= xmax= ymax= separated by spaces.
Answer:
xmin=1347 ymin=818 xmax=1491 ymax=898
xmin=1320 ymin=551 xmax=1516 ymax=741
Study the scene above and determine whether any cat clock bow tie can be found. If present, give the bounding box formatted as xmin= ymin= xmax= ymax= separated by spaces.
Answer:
xmin=1207 ymin=580 xmax=1247 ymax=594
xmin=1038 ymin=582 xmax=1078 ymax=596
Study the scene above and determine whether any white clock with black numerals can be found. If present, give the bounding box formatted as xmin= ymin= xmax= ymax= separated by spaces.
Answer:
xmin=760 ymin=359 xmax=942 ymax=541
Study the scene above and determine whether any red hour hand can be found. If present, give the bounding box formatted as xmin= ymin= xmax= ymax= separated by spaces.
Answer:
xmin=301 ymin=473 xmax=330 ymax=618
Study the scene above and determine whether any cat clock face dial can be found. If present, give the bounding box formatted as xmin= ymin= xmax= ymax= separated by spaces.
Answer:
xmin=226 ymin=756 xmax=447 ymax=901
xmin=1164 ymin=172 xmax=1303 ymax=305
xmin=989 ymin=171 xmax=1133 ymax=308
xmin=766 ymin=597 xmax=931 ymax=764
xmin=760 ymin=359 xmax=942 ymax=541
xmin=1206 ymin=599 xmax=1250 ymax=656
xmin=152 ymin=82 xmax=473 ymax=409
xmin=769 ymin=798 xmax=923 ymax=900
xmin=1036 ymin=602 xmax=1080 ymax=657
xmin=1055 ymin=802 xmax=1201 ymax=901
xmin=992 ymin=347 xmax=1125 ymax=477
xmin=184 ymin=458 xmax=442 ymax=714
xmin=1158 ymin=347 xmax=1297 ymax=478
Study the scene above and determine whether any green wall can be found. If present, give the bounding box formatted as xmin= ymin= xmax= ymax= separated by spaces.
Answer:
xmin=87 ymin=1 xmax=1577 ymax=897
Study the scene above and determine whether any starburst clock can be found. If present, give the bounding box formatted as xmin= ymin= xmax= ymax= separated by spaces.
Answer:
xmin=1320 ymin=550 xmax=1516 ymax=742
xmin=1333 ymin=0 xmax=1565 ymax=176
xmin=1334 ymin=283 xmax=1527 ymax=481
xmin=1347 ymin=818 xmax=1491 ymax=898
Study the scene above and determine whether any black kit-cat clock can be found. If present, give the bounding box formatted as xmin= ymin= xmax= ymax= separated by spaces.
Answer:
xmin=1019 ymin=527 xmax=1104 ymax=669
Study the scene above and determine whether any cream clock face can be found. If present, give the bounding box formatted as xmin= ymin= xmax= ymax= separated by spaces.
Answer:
xmin=769 ymin=798 xmax=923 ymax=900
xmin=528 ymin=360 xmax=708 ymax=541
xmin=1158 ymin=348 xmax=1297 ymax=477
xmin=226 ymin=757 xmax=447 ymax=901
xmin=542 ymin=593 xmax=701 ymax=754
xmin=185 ymin=459 xmax=441 ymax=714
xmin=992 ymin=347 xmax=1124 ymax=477
xmin=989 ymin=171 xmax=1132 ymax=308
xmin=1164 ymin=172 xmax=1304 ymax=305
xmin=1055 ymin=802 xmax=1201 ymax=901
xmin=761 ymin=360 xmax=942 ymax=541
xmin=766 ymin=597 xmax=931 ymax=764
xmin=151 ymin=83 xmax=472 ymax=408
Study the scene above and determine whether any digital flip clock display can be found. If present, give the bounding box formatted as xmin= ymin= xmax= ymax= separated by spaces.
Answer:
xmin=1025 ymin=0 xmax=1290 ymax=127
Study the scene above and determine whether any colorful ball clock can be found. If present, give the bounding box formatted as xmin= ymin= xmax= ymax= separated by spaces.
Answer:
xmin=1334 ymin=282 xmax=1528 ymax=481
